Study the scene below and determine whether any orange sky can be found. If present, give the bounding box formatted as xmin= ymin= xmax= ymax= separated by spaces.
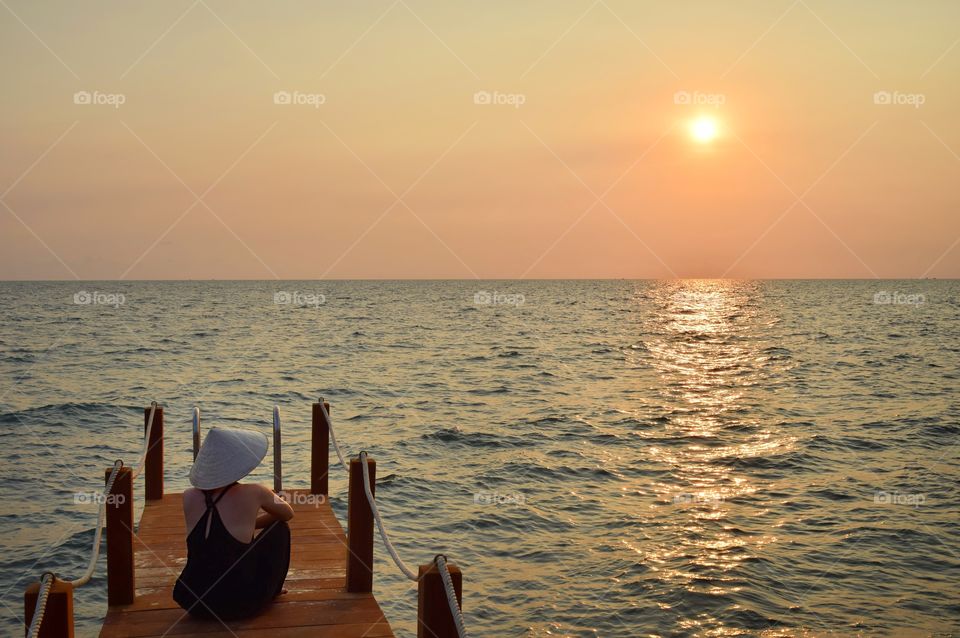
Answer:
xmin=1 ymin=1 xmax=958 ymax=279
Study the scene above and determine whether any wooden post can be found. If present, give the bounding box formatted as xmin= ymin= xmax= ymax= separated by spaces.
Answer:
xmin=104 ymin=466 xmax=134 ymax=606
xmin=346 ymin=455 xmax=375 ymax=593
xmin=24 ymin=577 xmax=74 ymax=638
xmin=192 ymin=407 xmax=200 ymax=461
xmin=311 ymin=401 xmax=331 ymax=495
xmin=144 ymin=405 xmax=163 ymax=500
xmin=273 ymin=406 xmax=282 ymax=493
xmin=417 ymin=560 xmax=463 ymax=638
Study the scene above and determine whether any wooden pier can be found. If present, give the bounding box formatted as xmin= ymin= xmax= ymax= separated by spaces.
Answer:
xmin=24 ymin=402 xmax=463 ymax=638
xmin=99 ymin=489 xmax=394 ymax=637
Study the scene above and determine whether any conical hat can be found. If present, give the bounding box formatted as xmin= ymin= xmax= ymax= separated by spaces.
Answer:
xmin=189 ymin=427 xmax=268 ymax=489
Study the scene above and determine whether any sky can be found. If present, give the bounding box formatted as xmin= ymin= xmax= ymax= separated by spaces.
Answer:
xmin=1 ymin=0 xmax=958 ymax=279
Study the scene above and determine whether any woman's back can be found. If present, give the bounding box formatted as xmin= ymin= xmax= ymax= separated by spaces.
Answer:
xmin=182 ymin=483 xmax=262 ymax=544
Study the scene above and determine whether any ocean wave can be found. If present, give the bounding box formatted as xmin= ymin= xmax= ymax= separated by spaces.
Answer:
xmin=421 ymin=426 xmax=528 ymax=448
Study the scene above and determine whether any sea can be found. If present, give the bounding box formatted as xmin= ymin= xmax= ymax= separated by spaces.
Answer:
xmin=1 ymin=280 xmax=957 ymax=637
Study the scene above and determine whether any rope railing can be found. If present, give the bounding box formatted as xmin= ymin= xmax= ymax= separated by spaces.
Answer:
xmin=26 ymin=572 xmax=55 ymax=638
xmin=28 ymin=402 xmax=157 ymax=634
xmin=436 ymin=554 xmax=468 ymax=638
xmin=323 ymin=403 xmax=468 ymax=638
xmin=358 ymin=450 xmax=419 ymax=582
xmin=318 ymin=399 xmax=349 ymax=473
xmin=70 ymin=459 xmax=123 ymax=588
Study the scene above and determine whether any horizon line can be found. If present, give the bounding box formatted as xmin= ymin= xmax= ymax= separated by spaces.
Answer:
xmin=0 ymin=277 xmax=953 ymax=283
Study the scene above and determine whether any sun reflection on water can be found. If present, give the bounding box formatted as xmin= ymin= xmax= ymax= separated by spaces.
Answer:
xmin=630 ymin=280 xmax=788 ymax=634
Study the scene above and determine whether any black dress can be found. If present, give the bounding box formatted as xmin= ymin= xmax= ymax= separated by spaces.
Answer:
xmin=173 ymin=483 xmax=291 ymax=620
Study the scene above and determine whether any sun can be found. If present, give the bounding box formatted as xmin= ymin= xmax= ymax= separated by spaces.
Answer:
xmin=690 ymin=116 xmax=719 ymax=143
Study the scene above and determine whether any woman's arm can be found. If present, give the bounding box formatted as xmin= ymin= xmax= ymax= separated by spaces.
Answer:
xmin=257 ymin=484 xmax=295 ymax=522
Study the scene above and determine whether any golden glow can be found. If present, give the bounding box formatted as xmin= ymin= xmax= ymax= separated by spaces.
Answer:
xmin=0 ymin=5 xmax=955 ymax=279
xmin=690 ymin=116 xmax=719 ymax=143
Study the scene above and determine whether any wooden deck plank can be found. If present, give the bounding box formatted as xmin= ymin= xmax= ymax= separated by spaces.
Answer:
xmin=160 ymin=623 xmax=395 ymax=638
xmin=121 ymin=581 xmax=369 ymax=613
xmin=133 ymin=547 xmax=346 ymax=568
xmin=100 ymin=489 xmax=394 ymax=638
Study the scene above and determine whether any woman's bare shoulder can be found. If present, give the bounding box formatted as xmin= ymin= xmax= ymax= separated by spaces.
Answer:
xmin=236 ymin=481 xmax=269 ymax=491
xmin=235 ymin=482 xmax=272 ymax=500
xmin=182 ymin=487 xmax=203 ymax=510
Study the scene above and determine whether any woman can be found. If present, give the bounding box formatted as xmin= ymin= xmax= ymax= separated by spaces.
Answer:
xmin=173 ymin=427 xmax=294 ymax=620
